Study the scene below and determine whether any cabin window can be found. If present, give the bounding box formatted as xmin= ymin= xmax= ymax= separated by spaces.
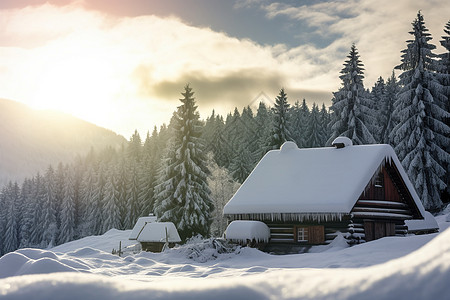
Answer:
xmin=374 ymin=173 xmax=385 ymax=200
xmin=294 ymin=226 xmax=325 ymax=244
xmin=297 ymin=227 xmax=308 ymax=242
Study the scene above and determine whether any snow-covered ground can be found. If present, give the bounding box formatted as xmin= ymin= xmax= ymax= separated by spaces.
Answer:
xmin=0 ymin=214 xmax=449 ymax=299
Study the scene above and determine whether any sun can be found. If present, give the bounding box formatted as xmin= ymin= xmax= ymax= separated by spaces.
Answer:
xmin=28 ymin=46 xmax=123 ymax=129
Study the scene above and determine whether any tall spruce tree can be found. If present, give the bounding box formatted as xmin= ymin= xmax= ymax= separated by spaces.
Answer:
xmin=438 ymin=20 xmax=450 ymax=202
xmin=391 ymin=12 xmax=450 ymax=210
xmin=371 ymin=76 xmax=387 ymax=143
xmin=268 ymin=88 xmax=293 ymax=150
xmin=382 ymin=71 xmax=400 ymax=145
xmin=306 ymin=103 xmax=325 ymax=148
xmin=42 ymin=166 xmax=58 ymax=247
xmin=328 ymin=44 xmax=376 ymax=145
xmin=3 ymin=182 xmax=20 ymax=254
xmin=58 ymin=168 xmax=76 ymax=244
xmin=154 ymin=85 xmax=213 ymax=240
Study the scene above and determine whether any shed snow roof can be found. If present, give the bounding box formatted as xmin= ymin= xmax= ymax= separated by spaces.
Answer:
xmin=223 ymin=142 xmax=425 ymax=216
xmin=137 ymin=222 xmax=181 ymax=243
xmin=129 ymin=215 xmax=158 ymax=240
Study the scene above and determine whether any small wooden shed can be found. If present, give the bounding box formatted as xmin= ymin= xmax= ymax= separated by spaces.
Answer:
xmin=223 ymin=138 xmax=427 ymax=249
xmin=137 ymin=222 xmax=181 ymax=252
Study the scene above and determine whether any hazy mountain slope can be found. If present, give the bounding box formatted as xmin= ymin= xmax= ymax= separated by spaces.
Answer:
xmin=0 ymin=99 xmax=126 ymax=186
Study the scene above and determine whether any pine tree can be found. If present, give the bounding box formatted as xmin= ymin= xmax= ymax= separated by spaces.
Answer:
xmin=306 ymin=103 xmax=325 ymax=148
xmin=80 ymin=166 xmax=98 ymax=236
xmin=128 ymin=130 xmax=142 ymax=163
xmin=58 ymin=168 xmax=76 ymax=244
xmin=42 ymin=166 xmax=58 ymax=247
xmin=328 ymin=44 xmax=376 ymax=145
xmin=102 ymin=166 xmax=121 ymax=233
xmin=291 ymin=99 xmax=310 ymax=147
xmin=18 ymin=179 xmax=34 ymax=248
xmin=0 ymin=187 xmax=7 ymax=254
xmin=371 ymin=76 xmax=387 ymax=143
xmin=382 ymin=71 xmax=400 ymax=145
xmin=2 ymin=183 xmax=20 ymax=254
xmin=126 ymin=160 xmax=141 ymax=228
xmin=268 ymin=88 xmax=293 ymax=150
xmin=253 ymin=101 xmax=272 ymax=162
xmin=320 ymin=104 xmax=331 ymax=146
xmin=437 ymin=20 xmax=450 ymax=202
xmin=154 ymin=85 xmax=213 ymax=240
xmin=229 ymin=144 xmax=253 ymax=183
xmin=391 ymin=12 xmax=450 ymax=210
xmin=88 ymin=164 xmax=105 ymax=235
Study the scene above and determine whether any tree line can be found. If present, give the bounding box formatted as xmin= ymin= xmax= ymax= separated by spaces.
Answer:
xmin=0 ymin=11 xmax=449 ymax=256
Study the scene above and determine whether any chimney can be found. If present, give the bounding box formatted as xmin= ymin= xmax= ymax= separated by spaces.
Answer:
xmin=332 ymin=137 xmax=353 ymax=149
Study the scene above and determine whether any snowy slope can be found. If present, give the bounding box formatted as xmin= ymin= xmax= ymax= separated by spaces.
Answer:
xmin=0 ymin=98 xmax=126 ymax=186
xmin=0 ymin=216 xmax=449 ymax=299
xmin=0 ymin=215 xmax=450 ymax=300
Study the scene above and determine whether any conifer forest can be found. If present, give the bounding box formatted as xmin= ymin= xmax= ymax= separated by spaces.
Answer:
xmin=0 ymin=12 xmax=449 ymax=255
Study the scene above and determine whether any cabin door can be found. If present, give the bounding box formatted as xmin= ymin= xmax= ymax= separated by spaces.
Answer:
xmin=364 ymin=221 xmax=395 ymax=241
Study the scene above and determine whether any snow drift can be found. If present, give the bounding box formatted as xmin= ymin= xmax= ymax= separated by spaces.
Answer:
xmin=0 ymin=227 xmax=449 ymax=299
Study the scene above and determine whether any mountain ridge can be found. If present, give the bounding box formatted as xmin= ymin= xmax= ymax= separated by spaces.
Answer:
xmin=0 ymin=98 xmax=127 ymax=186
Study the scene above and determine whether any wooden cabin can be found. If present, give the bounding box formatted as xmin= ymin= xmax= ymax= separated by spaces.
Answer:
xmin=223 ymin=138 xmax=426 ymax=251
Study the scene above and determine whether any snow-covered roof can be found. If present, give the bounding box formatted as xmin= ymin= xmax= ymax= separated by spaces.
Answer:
xmin=129 ymin=215 xmax=158 ymax=240
xmin=223 ymin=141 xmax=425 ymax=217
xmin=405 ymin=211 xmax=439 ymax=233
xmin=137 ymin=222 xmax=181 ymax=243
xmin=225 ymin=220 xmax=270 ymax=243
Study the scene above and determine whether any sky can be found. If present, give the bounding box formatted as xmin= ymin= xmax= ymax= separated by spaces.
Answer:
xmin=0 ymin=0 xmax=449 ymax=138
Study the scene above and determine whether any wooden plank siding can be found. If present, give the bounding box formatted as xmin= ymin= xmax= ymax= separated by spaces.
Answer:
xmin=351 ymin=162 xmax=420 ymax=242
xmin=268 ymin=223 xmax=342 ymax=245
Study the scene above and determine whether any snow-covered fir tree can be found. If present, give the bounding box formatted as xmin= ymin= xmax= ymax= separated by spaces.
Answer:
xmin=268 ymin=88 xmax=293 ymax=150
xmin=154 ymin=85 xmax=213 ymax=240
xmin=229 ymin=144 xmax=253 ymax=183
xmin=391 ymin=12 xmax=450 ymax=210
xmin=253 ymin=101 xmax=272 ymax=161
xmin=42 ymin=166 xmax=58 ymax=247
xmin=291 ymin=99 xmax=310 ymax=147
xmin=58 ymin=168 xmax=76 ymax=244
xmin=371 ymin=77 xmax=387 ymax=143
xmin=18 ymin=178 xmax=34 ymax=249
xmin=320 ymin=104 xmax=331 ymax=145
xmin=102 ymin=166 xmax=121 ymax=232
xmin=328 ymin=44 xmax=376 ymax=145
xmin=30 ymin=174 xmax=46 ymax=247
xmin=381 ymin=71 xmax=400 ymax=145
xmin=2 ymin=183 xmax=20 ymax=254
xmin=437 ymin=20 xmax=450 ymax=202
xmin=306 ymin=103 xmax=326 ymax=148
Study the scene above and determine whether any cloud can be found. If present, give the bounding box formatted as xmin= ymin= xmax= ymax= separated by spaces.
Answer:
xmin=0 ymin=1 xmax=448 ymax=137
xmin=258 ymin=0 xmax=449 ymax=87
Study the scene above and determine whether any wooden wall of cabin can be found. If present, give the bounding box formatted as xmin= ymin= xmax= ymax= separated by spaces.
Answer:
xmin=359 ymin=167 xmax=402 ymax=202
xmin=265 ymin=219 xmax=351 ymax=245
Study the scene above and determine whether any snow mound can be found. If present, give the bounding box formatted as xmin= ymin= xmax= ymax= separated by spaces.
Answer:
xmin=0 ymin=252 xmax=30 ymax=278
xmin=15 ymin=248 xmax=59 ymax=260
xmin=0 ymin=251 xmax=79 ymax=278
xmin=225 ymin=220 xmax=270 ymax=243
xmin=0 ymin=228 xmax=449 ymax=299
xmin=405 ymin=211 xmax=439 ymax=233
xmin=16 ymin=257 xmax=79 ymax=276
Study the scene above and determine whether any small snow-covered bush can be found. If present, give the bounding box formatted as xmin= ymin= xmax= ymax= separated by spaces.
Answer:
xmin=172 ymin=236 xmax=239 ymax=263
